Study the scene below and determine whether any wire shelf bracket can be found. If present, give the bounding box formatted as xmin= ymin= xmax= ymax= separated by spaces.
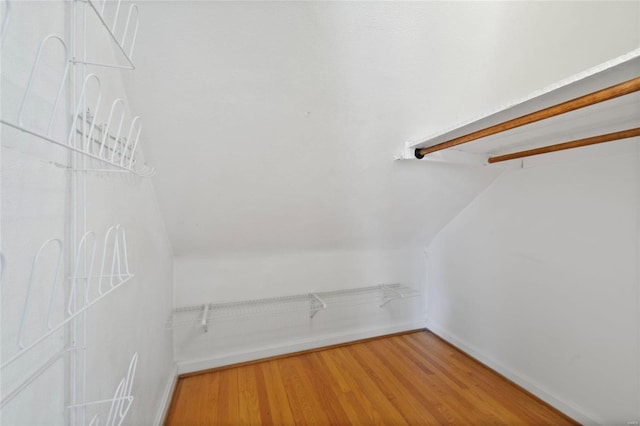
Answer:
xmin=168 ymin=284 xmax=420 ymax=332
xmin=309 ymin=293 xmax=327 ymax=319
xmin=380 ymin=284 xmax=420 ymax=307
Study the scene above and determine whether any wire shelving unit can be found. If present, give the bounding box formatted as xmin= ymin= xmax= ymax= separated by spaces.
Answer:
xmin=169 ymin=284 xmax=420 ymax=333
xmin=0 ymin=33 xmax=154 ymax=177
xmin=71 ymin=352 xmax=138 ymax=426
xmin=1 ymin=0 xmax=148 ymax=424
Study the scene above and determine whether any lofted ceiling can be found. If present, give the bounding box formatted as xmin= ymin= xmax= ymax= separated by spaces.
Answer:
xmin=121 ymin=1 xmax=640 ymax=256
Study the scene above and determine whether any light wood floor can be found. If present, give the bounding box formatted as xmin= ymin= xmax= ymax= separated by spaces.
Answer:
xmin=166 ymin=330 xmax=576 ymax=425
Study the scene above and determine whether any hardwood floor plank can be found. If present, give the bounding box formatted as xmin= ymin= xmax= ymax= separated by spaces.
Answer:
xmin=317 ymin=349 xmax=397 ymax=425
xmin=252 ymin=363 xmax=275 ymax=425
xmin=294 ymin=354 xmax=353 ymax=424
xmin=350 ymin=342 xmax=446 ymax=424
xmin=371 ymin=337 xmax=472 ymax=423
xmin=308 ymin=351 xmax=373 ymax=424
xmin=277 ymin=356 xmax=330 ymax=425
xmin=164 ymin=379 xmax=184 ymax=425
xmin=411 ymin=332 xmax=575 ymax=425
xmin=216 ymin=368 xmax=239 ymax=425
xmin=351 ymin=344 xmax=442 ymax=424
xmin=165 ymin=330 xmax=578 ymax=425
xmin=332 ymin=345 xmax=414 ymax=424
xmin=387 ymin=335 xmax=510 ymax=423
xmin=237 ymin=364 xmax=261 ymax=425
xmin=261 ymin=361 xmax=296 ymax=425
xmin=407 ymin=333 xmax=545 ymax=423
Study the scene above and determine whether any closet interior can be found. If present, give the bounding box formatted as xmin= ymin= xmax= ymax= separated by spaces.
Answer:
xmin=1 ymin=1 xmax=639 ymax=425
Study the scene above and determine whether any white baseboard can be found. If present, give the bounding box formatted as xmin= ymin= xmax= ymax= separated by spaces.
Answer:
xmin=176 ymin=321 xmax=425 ymax=375
xmin=154 ymin=364 xmax=178 ymax=426
xmin=426 ymin=320 xmax=601 ymax=425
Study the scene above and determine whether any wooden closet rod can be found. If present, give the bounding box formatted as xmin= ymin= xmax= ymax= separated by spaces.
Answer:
xmin=415 ymin=76 xmax=640 ymax=159
xmin=487 ymin=127 xmax=640 ymax=164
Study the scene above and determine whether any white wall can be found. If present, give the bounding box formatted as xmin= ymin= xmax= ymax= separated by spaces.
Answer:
xmin=125 ymin=1 xmax=640 ymax=256
xmin=426 ymin=143 xmax=640 ymax=424
xmin=1 ymin=1 xmax=174 ymax=424
xmin=163 ymin=1 xmax=640 ymax=379
xmin=173 ymin=248 xmax=426 ymax=372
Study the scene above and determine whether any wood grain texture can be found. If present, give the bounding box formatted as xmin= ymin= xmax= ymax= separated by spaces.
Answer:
xmin=416 ymin=76 xmax=640 ymax=157
xmin=165 ymin=330 xmax=577 ymax=425
xmin=487 ymin=127 xmax=640 ymax=163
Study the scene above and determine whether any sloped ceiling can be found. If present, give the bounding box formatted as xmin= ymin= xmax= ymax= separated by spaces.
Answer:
xmin=121 ymin=1 xmax=639 ymax=256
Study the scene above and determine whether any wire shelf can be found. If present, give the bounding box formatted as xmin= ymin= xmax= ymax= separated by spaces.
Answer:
xmin=168 ymin=284 xmax=420 ymax=332
xmin=0 ymin=34 xmax=154 ymax=177
xmin=2 ymin=2 xmax=144 ymax=424
xmin=1 ymin=225 xmax=134 ymax=371
xmin=76 ymin=0 xmax=139 ymax=70
xmin=69 ymin=352 xmax=138 ymax=426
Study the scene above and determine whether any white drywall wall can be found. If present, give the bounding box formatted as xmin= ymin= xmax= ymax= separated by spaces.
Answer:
xmin=123 ymin=1 xmax=640 ymax=255
xmin=1 ymin=1 xmax=174 ymax=424
xmin=426 ymin=145 xmax=640 ymax=424
xmin=158 ymin=1 xmax=640 ymax=375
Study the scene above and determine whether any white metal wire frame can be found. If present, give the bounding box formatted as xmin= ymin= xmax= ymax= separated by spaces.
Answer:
xmin=75 ymin=0 xmax=139 ymax=70
xmin=1 ymin=1 xmax=146 ymax=424
xmin=0 ymin=227 xmax=134 ymax=407
xmin=169 ymin=284 xmax=420 ymax=332
xmin=0 ymin=33 xmax=154 ymax=176
xmin=70 ymin=352 xmax=139 ymax=426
